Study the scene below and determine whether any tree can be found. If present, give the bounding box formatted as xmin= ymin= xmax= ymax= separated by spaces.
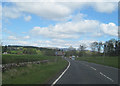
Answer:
xmin=78 ymin=44 xmax=87 ymax=57
xmin=90 ymin=42 xmax=98 ymax=52
xmin=23 ymin=48 xmax=37 ymax=54
xmin=115 ymin=40 xmax=120 ymax=56
xmin=103 ymin=39 xmax=118 ymax=56
xmin=98 ymin=42 xmax=103 ymax=53
xmin=2 ymin=45 xmax=7 ymax=53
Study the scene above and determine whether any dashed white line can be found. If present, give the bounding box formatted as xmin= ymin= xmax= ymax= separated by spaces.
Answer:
xmin=80 ymin=62 xmax=114 ymax=82
xmin=100 ymin=72 xmax=114 ymax=82
xmin=51 ymin=59 xmax=70 ymax=86
xmin=90 ymin=66 xmax=96 ymax=70
xmin=83 ymin=63 xmax=96 ymax=71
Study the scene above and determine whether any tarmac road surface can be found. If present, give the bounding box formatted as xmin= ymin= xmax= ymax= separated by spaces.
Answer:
xmin=53 ymin=58 xmax=118 ymax=84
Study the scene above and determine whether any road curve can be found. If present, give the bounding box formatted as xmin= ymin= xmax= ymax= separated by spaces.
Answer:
xmin=54 ymin=57 xmax=118 ymax=84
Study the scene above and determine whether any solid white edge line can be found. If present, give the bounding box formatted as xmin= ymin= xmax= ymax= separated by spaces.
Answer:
xmin=100 ymin=72 xmax=114 ymax=82
xmin=51 ymin=59 xmax=70 ymax=86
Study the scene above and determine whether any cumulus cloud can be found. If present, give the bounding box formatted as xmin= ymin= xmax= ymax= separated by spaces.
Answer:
xmin=2 ymin=1 xmax=118 ymax=48
xmin=31 ymin=26 xmax=79 ymax=39
xmin=24 ymin=15 xmax=31 ymax=21
xmin=2 ymin=2 xmax=117 ymax=20
xmin=3 ymin=2 xmax=72 ymax=21
xmin=30 ymin=20 xmax=99 ymax=39
xmin=30 ymin=20 xmax=118 ymax=39
xmin=100 ymin=23 xmax=118 ymax=36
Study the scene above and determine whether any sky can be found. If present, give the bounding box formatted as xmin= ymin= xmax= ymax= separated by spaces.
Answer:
xmin=1 ymin=1 xmax=119 ymax=49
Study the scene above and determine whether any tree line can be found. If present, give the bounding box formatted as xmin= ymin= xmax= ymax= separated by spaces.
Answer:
xmin=65 ymin=39 xmax=120 ymax=57
xmin=90 ymin=39 xmax=120 ymax=56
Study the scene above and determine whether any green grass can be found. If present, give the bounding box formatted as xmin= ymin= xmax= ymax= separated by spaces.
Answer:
xmin=2 ymin=54 xmax=56 ymax=64
xmin=2 ymin=57 xmax=68 ymax=84
xmin=76 ymin=56 xmax=118 ymax=68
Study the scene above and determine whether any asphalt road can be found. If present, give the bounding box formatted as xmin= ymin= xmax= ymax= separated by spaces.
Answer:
xmin=54 ymin=58 xmax=118 ymax=84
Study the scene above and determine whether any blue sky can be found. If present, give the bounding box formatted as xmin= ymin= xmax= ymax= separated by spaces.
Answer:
xmin=2 ymin=2 xmax=118 ymax=48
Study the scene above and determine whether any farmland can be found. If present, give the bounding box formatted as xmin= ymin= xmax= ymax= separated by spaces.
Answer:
xmin=2 ymin=46 xmax=68 ymax=84
xmin=2 ymin=54 xmax=56 ymax=64
xmin=2 ymin=56 xmax=68 ymax=84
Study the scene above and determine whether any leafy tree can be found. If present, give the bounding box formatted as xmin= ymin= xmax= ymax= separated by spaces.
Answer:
xmin=2 ymin=45 xmax=7 ymax=53
xmin=78 ymin=44 xmax=87 ymax=57
xmin=23 ymin=48 xmax=37 ymax=54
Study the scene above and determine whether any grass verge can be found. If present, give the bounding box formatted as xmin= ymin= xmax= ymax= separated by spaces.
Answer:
xmin=2 ymin=57 xmax=68 ymax=84
xmin=76 ymin=56 xmax=118 ymax=68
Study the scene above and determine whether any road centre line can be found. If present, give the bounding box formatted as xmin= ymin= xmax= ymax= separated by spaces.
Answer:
xmin=100 ymin=72 xmax=114 ymax=82
xmin=82 ymin=63 xmax=96 ymax=71
xmin=51 ymin=59 xmax=70 ymax=86
xmin=80 ymin=61 xmax=114 ymax=82
xmin=90 ymin=66 xmax=96 ymax=70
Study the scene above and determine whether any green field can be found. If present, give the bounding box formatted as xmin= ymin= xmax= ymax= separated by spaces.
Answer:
xmin=2 ymin=56 xmax=68 ymax=84
xmin=76 ymin=56 xmax=118 ymax=68
xmin=2 ymin=54 xmax=56 ymax=64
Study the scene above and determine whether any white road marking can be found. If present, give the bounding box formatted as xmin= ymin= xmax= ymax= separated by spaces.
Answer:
xmin=90 ymin=66 xmax=96 ymax=70
xmin=83 ymin=63 xmax=96 ymax=71
xmin=51 ymin=59 xmax=70 ymax=86
xmin=100 ymin=72 xmax=114 ymax=82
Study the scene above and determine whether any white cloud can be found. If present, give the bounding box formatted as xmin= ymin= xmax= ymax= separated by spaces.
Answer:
xmin=8 ymin=36 xmax=17 ymax=40
xmin=7 ymin=35 xmax=30 ymax=40
xmin=31 ymin=26 xmax=79 ymax=39
xmin=15 ymin=41 xmax=28 ymax=45
xmin=100 ymin=23 xmax=118 ymax=36
xmin=2 ymin=1 xmax=118 ymax=48
xmin=93 ymin=2 xmax=117 ymax=13
xmin=9 ymin=40 xmax=28 ymax=45
xmin=30 ymin=20 xmax=118 ymax=39
xmin=3 ymin=2 xmax=72 ymax=21
xmin=24 ymin=15 xmax=31 ymax=21
xmin=23 ymin=35 xmax=30 ymax=39
xmin=30 ymin=20 xmax=100 ymax=39
xmin=3 ymin=5 xmax=21 ymax=19
xmin=2 ymin=2 xmax=117 ymax=20
xmin=32 ymin=39 xmax=96 ymax=48
xmin=3 ymin=38 xmax=100 ymax=48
